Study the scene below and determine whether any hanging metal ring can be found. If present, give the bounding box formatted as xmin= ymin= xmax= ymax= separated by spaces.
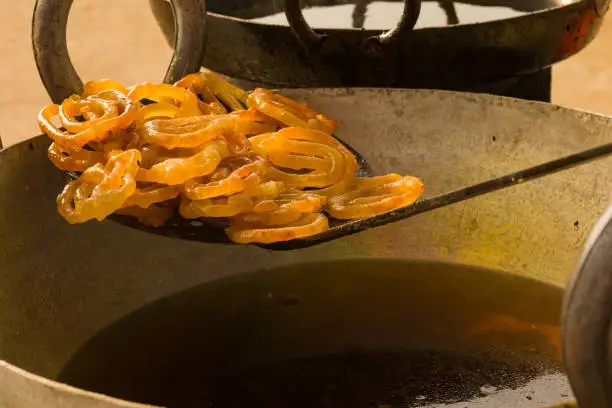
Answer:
xmin=284 ymin=0 xmax=421 ymax=54
xmin=32 ymin=0 xmax=207 ymax=104
xmin=562 ymin=206 xmax=612 ymax=408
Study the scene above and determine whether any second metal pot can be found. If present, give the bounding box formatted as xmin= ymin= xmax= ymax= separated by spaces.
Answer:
xmin=149 ymin=0 xmax=609 ymax=100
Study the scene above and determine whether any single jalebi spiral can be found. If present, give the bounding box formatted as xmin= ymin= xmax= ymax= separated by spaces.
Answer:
xmin=123 ymin=184 xmax=180 ymax=209
xmin=47 ymin=142 xmax=106 ymax=172
xmin=230 ymin=190 xmax=326 ymax=231
xmin=179 ymin=193 xmax=255 ymax=218
xmin=128 ymin=82 xmax=202 ymax=122
xmin=38 ymin=71 xmax=424 ymax=244
xmin=181 ymin=156 xmax=265 ymax=200
xmin=82 ymin=79 xmax=128 ymax=97
xmin=142 ymin=115 xmax=236 ymax=149
xmin=247 ymin=88 xmax=336 ymax=134
xmin=57 ymin=149 xmax=141 ymax=223
xmin=326 ymin=174 xmax=425 ymax=219
xmin=39 ymin=90 xmax=136 ymax=149
xmin=230 ymin=108 xmax=279 ymax=136
xmin=226 ymin=213 xmax=330 ymax=244
xmin=136 ymin=139 xmax=231 ymax=185
xmin=174 ymin=70 xmax=248 ymax=115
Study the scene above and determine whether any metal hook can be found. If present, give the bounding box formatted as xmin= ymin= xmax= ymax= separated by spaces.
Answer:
xmin=32 ymin=0 xmax=208 ymax=104
xmin=376 ymin=0 xmax=421 ymax=45
xmin=284 ymin=0 xmax=421 ymax=54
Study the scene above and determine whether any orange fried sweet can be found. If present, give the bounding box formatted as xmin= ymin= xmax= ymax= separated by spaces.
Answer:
xmin=174 ymin=71 xmax=247 ymax=114
xmin=175 ymin=73 xmax=226 ymax=114
xmin=230 ymin=189 xmax=325 ymax=228
xmin=326 ymin=174 xmax=424 ymax=219
xmin=250 ymin=127 xmax=353 ymax=190
xmin=137 ymin=139 xmax=230 ymax=185
xmin=230 ymin=108 xmax=279 ymax=135
xmin=247 ymin=88 xmax=336 ymax=134
xmin=231 ymin=208 xmax=303 ymax=228
xmin=82 ymin=79 xmax=128 ymax=97
xmin=123 ymin=184 xmax=180 ymax=209
xmin=57 ymin=149 xmax=141 ymax=223
xmin=40 ymin=71 xmax=423 ymax=243
xmin=47 ymin=142 xmax=106 ymax=172
xmin=38 ymin=90 xmax=136 ymax=149
xmin=226 ymin=213 xmax=329 ymax=244
xmin=142 ymin=115 xmax=236 ymax=149
xmin=179 ymin=194 xmax=254 ymax=218
xmin=128 ymin=82 xmax=201 ymax=120
xmin=182 ymin=156 xmax=265 ymax=200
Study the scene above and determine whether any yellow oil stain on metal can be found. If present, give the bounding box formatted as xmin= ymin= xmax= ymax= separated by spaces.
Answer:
xmin=466 ymin=313 xmax=562 ymax=359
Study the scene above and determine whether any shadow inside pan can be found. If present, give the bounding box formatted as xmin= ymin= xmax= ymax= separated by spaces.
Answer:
xmin=57 ymin=260 xmax=571 ymax=407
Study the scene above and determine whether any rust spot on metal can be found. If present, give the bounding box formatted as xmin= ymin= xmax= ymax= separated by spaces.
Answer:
xmin=557 ymin=9 xmax=597 ymax=57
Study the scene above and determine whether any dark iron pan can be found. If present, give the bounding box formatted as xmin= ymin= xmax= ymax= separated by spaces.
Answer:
xmin=8 ymin=76 xmax=612 ymax=408
xmin=0 ymin=2 xmax=597 ymax=406
xmin=0 ymin=0 xmax=606 ymax=402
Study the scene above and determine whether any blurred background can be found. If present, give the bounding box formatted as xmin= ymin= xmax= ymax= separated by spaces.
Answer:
xmin=1 ymin=0 xmax=611 ymax=147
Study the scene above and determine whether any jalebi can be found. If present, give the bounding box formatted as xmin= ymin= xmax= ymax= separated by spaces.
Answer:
xmin=47 ymin=142 xmax=105 ymax=172
xmin=226 ymin=213 xmax=330 ymax=244
xmin=128 ymin=82 xmax=201 ymax=121
xmin=38 ymin=70 xmax=424 ymax=244
xmin=179 ymin=194 xmax=254 ymax=218
xmin=326 ymin=174 xmax=424 ymax=219
xmin=39 ymin=90 xmax=136 ymax=149
xmin=57 ymin=149 xmax=141 ymax=223
xmin=123 ymin=184 xmax=180 ymax=209
xmin=142 ymin=115 xmax=236 ymax=149
xmin=82 ymin=79 xmax=128 ymax=97
xmin=174 ymin=71 xmax=248 ymax=114
xmin=182 ymin=156 xmax=265 ymax=200
xmin=247 ymin=88 xmax=336 ymax=134
xmin=137 ymin=139 xmax=231 ymax=185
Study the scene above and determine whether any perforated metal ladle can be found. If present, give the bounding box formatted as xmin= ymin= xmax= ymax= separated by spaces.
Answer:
xmin=31 ymin=0 xmax=612 ymax=255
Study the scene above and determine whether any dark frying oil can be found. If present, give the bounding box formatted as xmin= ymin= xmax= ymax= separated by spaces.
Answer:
xmin=58 ymin=260 xmax=568 ymax=407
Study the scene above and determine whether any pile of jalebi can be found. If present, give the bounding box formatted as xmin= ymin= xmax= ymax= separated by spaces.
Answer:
xmin=38 ymin=71 xmax=424 ymax=244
